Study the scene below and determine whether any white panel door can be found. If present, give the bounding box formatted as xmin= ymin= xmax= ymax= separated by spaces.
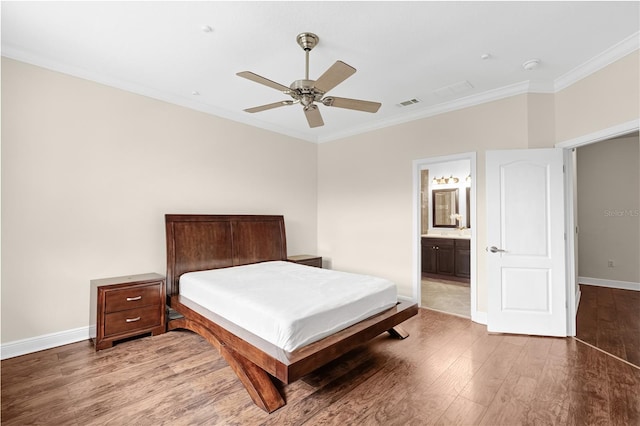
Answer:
xmin=486 ymin=148 xmax=567 ymax=336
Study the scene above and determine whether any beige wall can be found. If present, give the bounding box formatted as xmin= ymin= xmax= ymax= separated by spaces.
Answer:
xmin=527 ymin=93 xmax=556 ymax=149
xmin=1 ymin=58 xmax=318 ymax=343
xmin=555 ymin=52 xmax=639 ymax=142
xmin=577 ymin=134 xmax=640 ymax=283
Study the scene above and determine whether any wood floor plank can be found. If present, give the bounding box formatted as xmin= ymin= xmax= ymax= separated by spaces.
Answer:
xmin=2 ymin=308 xmax=639 ymax=425
xmin=524 ymin=349 xmax=575 ymax=425
xmin=312 ymin=360 xmax=456 ymax=426
xmin=576 ymin=284 xmax=640 ymax=367
xmin=508 ymin=336 xmax=553 ymax=380
xmin=1 ymin=385 xmax=79 ymax=426
xmin=460 ymin=333 xmax=505 ymax=363
xmin=1 ymin=365 xmax=82 ymax=412
xmin=458 ymin=339 xmax=525 ymax=407
xmin=478 ymin=374 xmax=538 ymax=425
xmin=427 ymin=354 xmax=485 ymax=398
xmin=605 ymin=355 xmax=640 ymax=425
xmin=566 ymin=338 xmax=613 ymax=425
xmin=435 ymin=395 xmax=487 ymax=425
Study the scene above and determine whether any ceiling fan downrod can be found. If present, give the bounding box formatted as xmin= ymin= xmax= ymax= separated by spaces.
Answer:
xmin=296 ymin=32 xmax=319 ymax=80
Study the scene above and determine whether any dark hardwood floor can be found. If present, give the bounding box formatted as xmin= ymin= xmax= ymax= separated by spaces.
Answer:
xmin=2 ymin=308 xmax=639 ymax=425
xmin=576 ymin=284 xmax=640 ymax=367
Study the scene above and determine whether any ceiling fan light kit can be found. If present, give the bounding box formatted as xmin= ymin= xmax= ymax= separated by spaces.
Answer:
xmin=237 ymin=32 xmax=381 ymax=128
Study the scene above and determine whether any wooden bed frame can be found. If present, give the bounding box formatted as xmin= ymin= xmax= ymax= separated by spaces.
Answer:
xmin=165 ymin=214 xmax=418 ymax=413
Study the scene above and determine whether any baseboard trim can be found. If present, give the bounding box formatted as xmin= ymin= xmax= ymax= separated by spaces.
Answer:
xmin=402 ymin=294 xmax=487 ymax=326
xmin=472 ymin=311 xmax=488 ymax=325
xmin=1 ymin=326 xmax=91 ymax=360
xmin=398 ymin=295 xmax=414 ymax=304
xmin=578 ymin=276 xmax=640 ymax=291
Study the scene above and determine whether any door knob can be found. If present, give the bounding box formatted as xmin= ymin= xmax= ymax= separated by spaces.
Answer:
xmin=488 ymin=246 xmax=506 ymax=253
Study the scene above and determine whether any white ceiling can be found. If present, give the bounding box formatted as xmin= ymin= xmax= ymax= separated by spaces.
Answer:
xmin=2 ymin=1 xmax=639 ymax=143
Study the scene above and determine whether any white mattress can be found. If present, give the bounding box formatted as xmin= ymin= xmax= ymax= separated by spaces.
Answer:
xmin=179 ymin=261 xmax=397 ymax=352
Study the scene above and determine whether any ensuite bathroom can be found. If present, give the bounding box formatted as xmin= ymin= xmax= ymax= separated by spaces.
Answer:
xmin=420 ymin=159 xmax=471 ymax=317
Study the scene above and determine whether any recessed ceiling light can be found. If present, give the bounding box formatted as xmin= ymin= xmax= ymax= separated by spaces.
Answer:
xmin=192 ymin=91 xmax=200 ymax=96
xmin=522 ymin=59 xmax=541 ymax=70
xmin=480 ymin=53 xmax=491 ymax=60
xmin=201 ymin=25 xmax=213 ymax=33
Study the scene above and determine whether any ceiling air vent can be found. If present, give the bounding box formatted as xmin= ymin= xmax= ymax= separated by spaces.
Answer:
xmin=396 ymin=98 xmax=421 ymax=108
xmin=434 ymin=80 xmax=474 ymax=98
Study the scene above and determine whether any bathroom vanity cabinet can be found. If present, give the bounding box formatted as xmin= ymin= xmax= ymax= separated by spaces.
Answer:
xmin=421 ymin=236 xmax=470 ymax=282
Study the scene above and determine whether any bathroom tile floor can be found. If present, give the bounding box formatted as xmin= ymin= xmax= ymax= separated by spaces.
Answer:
xmin=421 ymin=276 xmax=470 ymax=318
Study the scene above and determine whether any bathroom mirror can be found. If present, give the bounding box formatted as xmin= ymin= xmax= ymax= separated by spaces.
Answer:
xmin=432 ymin=188 xmax=459 ymax=228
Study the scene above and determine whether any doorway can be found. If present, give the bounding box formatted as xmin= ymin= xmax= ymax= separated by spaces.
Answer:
xmin=413 ymin=152 xmax=477 ymax=321
xmin=557 ymin=119 xmax=639 ymax=338
xmin=573 ymin=132 xmax=640 ymax=366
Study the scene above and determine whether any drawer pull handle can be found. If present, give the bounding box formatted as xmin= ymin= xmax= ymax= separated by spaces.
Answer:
xmin=126 ymin=296 xmax=142 ymax=301
xmin=125 ymin=317 xmax=141 ymax=323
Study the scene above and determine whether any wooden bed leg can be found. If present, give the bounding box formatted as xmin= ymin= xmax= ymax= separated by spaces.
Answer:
xmin=219 ymin=346 xmax=285 ymax=413
xmin=168 ymin=317 xmax=285 ymax=413
xmin=387 ymin=326 xmax=409 ymax=339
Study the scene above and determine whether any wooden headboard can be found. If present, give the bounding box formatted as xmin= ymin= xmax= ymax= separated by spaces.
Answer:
xmin=165 ymin=214 xmax=287 ymax=303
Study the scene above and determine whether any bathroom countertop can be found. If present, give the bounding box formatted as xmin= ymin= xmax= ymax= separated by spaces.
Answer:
xmin=421 ymin=233 xmax=471 ymax=240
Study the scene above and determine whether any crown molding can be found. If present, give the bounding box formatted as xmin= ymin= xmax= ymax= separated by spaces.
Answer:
xmin=554 ymin=31 xmax=639 ymax=92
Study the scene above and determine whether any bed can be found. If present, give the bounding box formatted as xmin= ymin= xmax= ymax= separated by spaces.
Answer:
xmin=165 ymin=214 xmax=418 ymax=413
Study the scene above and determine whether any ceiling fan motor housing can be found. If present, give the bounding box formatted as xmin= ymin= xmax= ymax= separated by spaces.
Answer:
xmin=289 ymin=79 xmax=324 ymax=106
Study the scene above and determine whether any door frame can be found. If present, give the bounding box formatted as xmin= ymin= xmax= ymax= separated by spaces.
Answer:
xmin=412 ymin=152 xmax=478 ymax=322
xmin=557 ymin=118 xmax=639 ymax=336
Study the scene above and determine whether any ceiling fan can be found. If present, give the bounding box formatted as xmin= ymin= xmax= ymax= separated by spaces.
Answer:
xmin=236 ymin=32 xmax=381 ymax=128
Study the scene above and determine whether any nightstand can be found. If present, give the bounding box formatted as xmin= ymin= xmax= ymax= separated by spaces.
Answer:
xmin=90 ymin=273 xmax=166 ymax=350
xmin=287 ymin=254 xmax=323 ymax=268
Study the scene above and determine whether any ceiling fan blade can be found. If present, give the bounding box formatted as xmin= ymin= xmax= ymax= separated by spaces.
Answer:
xmin=323 ymin=96 xmax=381 ymax=113
xmin=313 ymin=61 xmax=356 ymax=94
xmin=244 ymin=100 xmax=294 ymax=113
xmin=304 ymin=104 xmax=324 ymax=128
xmin=236 ymin=71 xmax=291 ymax=92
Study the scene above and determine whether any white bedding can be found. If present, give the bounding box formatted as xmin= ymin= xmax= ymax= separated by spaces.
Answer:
xmin=179 ymin=261 xmax=397 ymax=352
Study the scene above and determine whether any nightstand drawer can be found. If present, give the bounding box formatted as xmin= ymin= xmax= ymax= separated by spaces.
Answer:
xmin=104 ymin=305 xmax=163 ymax=337
xmin=104 ymin=283 xmax=162 ymax=313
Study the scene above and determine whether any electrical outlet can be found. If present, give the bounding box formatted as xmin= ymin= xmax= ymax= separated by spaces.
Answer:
xmin=608 ymin=260 xmax=615 ymax=268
